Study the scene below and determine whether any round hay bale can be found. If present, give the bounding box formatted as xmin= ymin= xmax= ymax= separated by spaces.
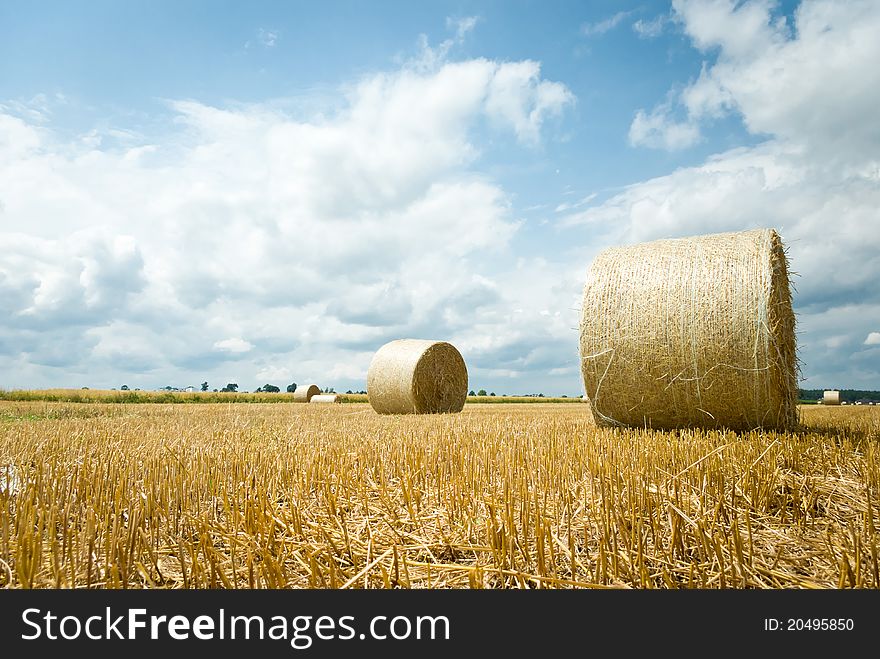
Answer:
xmin=293 ymin=383 xmax=320 ymax=402
xmin=367 ymin=339 xmax=468 ymax=414
xmin=579 ymin=228 xmax=798 ymax=431
xmin=822 ymin=390 xmax=840 ymax=405
xmin=310 ymin=394 xmax=340 ymax=403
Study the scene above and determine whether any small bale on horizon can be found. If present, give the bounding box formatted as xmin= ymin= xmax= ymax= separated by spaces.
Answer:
xmin=822 ymin=390 xmax=841 ymax=405
xmin=309 ymin=394 xmax=340 ymax=404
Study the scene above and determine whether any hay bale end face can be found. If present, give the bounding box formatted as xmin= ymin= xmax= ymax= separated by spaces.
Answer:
xmin=367 ymin=339 xmax=468 ymax=414
xmin=579 ymin=228 xmax=798 ymax=431
xmin=293 ymin=384 xmax=320 ymax=402
xmin=310 ymin=394 xmax=340 ymax=404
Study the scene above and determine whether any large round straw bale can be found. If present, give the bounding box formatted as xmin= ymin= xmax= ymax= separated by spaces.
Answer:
xmin=822 ymin=390 xmax=840 ymax=405
xmin=367 ymin=339 xmax=468 ymax=414
xmin=310 ymin=394 xmax=340 ymax=403
xmin=293 ymin=383 xmax=320 ymax=402
xmin=579 ymin=228 xmax=798 ymax=431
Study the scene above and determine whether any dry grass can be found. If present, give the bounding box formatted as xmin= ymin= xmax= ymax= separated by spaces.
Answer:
xmin=1 ymin=401 xmax=877 ymax=589
xmin=0 ymin=388 xmax=297 ymax=404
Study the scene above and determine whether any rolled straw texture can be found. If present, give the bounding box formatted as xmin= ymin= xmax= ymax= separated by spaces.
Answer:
xmin=823 ymin=390 xmax=840 ymax=405
xmin=579 ymin=228 xmax=798 ymax=431
xmin=293 ymin=384 xmax=320 ymax=402
xmin=309 ymin=394 xmax=340 ymax=403
xmin=367 ymin=339 xmax=468 ymax=414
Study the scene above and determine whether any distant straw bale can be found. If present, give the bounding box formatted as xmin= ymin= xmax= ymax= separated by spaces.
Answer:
xmin=579 ymin=228 xmax=798 ymax=431
xmin=823 ymin=390 xmax=840 ymax=405
xmin=293 ymin=384 xmax=320 ymax=403
xmin=367 ymin=339 xmax=468 ymax=414
xmin=310 ymin=394 xmax=340 ymax=404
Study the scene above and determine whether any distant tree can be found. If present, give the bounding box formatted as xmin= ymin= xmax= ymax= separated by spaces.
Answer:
xmin=538 ymin=393 xmax=544 ymax=398
xmin=254 ymin=386 xmax=263 ymax=392
xmin=120 ymin=385 xmax=129 ymax=391
xmin=561 ymin=394 xmax=568 ymax=398
xmin=213 ymin=389 xmax=218 ymax=392
xmin=200 ymin=381 xmax=209 ymax=392
xmin=477 ymin=389 xmax=487 ymax=396
xmin=221 ymin=383 xmax=239 ymax=393
xmin=468 ymin=390 xmax=476 ymax=396
xmin=263 ymin=384 xmax=280 ymax=393
xmin=490 ymin=392 xmax=495 ymax=396
xmin=81 ymin=386 xmax=89 ymax=390
xmin=346 ymin=390 xmax=353 ymax=394
xmin=286 ymin=383 xmax=297 ymax=393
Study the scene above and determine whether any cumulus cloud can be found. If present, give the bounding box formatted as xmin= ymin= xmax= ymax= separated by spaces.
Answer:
xmin=1 ymin=232 xmax=146 ymax=330
xmin=0 ymin=47 xmax=575 ymax=392
xmin=484 ymin=61 xmax=574 ymax=144
xmin=570 ymin=0 xmax=880 ymax=388
xmin=866 ymin=333 xmax=880 ymax=346
xmin=0 ymin=113 xmax=44 ymax=161
xmin=254 ymin=365 xmax=293 ymax=382
xmin=633 ymin=0 xmax=880 ymax=156
xmin=213 ymin=338 xmax=254 ymax=354
xmin=628 ymin=103 xmax=701 ymax=150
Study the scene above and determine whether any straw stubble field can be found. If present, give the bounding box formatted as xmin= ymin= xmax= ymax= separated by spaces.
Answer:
xmin=1 ymin=400 xmax=878 ymax=589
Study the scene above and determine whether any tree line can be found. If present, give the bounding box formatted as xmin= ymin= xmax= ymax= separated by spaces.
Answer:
xmin=799 ymin=388 xmax=880 ymax=402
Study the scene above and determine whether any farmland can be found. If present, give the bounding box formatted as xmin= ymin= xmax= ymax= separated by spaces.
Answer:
xmin=1 ymin=399 xmax=877 ymax=589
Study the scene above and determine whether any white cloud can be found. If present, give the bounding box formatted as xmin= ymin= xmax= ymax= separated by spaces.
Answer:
xmin=484 ymin=61 xmax=574 ymax=144
xmin=628 ymin=104 xmax=701 ymax=150
xmin=446 ymin=15 xmax=480 ymax=41
xmin=257 ymin=28 xmax=278 ymax=47
xmin=254 ymin=365 xmax=293 ymax=382
xmin=632 ymin=15 xmax=668 ymax=38
xmin=415 ymin=15 xmax=480 ymax=72
xmin=213 ymin=338 xmax=254 ymax=354
xmin=634 ymin=0 xmax=880 ymax=155
xmin=866 ymin=333 xmax=880 ymax=346
xmin=824 ymin=335 xmax=848 ymax=350
xmin=555 ymin=193 xmax=596 ymax=213
xmin=0 ymin=51 xmax=575 ymax=392
xmin=582 ymin=11 xmax=633 ymax=36
xmin=673 ymin=0 xmax=784 ymax=58
xmin=0 ymin=113 xmax=43 ymax=162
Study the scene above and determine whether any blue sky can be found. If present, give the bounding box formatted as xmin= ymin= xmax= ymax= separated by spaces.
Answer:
xmin=1 ymin=0 xmax=878 ymax=395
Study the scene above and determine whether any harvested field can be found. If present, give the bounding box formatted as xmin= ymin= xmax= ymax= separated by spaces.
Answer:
xmin=1 ymin=401 xmax=877 ymax=589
